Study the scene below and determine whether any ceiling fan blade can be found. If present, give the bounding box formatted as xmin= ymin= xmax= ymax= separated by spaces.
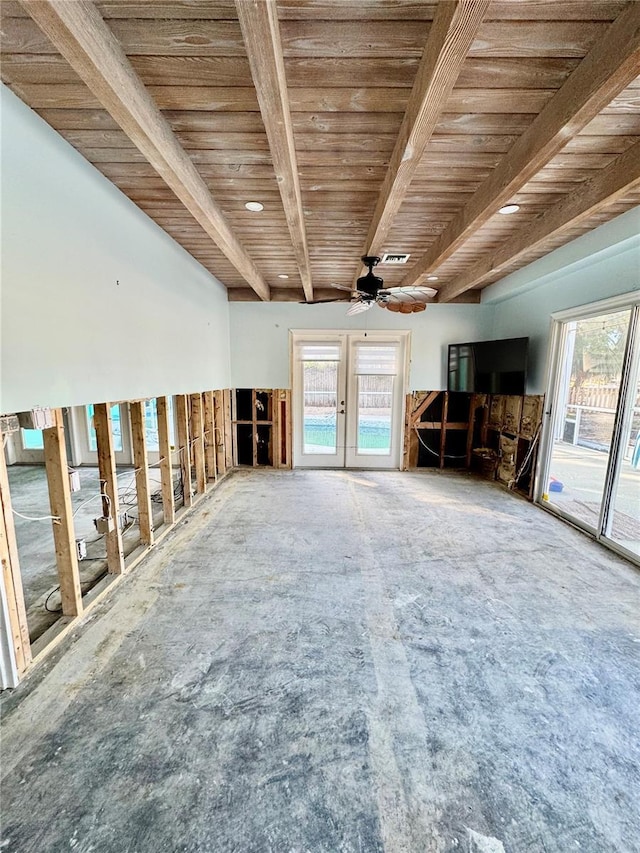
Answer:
xmin=383 ymin=300 xmax=426 ymax=314
xmin=300 ymin=297 xmax=350 ymax=304
xmin=346 ymin=300 xmax=374 ymax=316
xmin=378 ymin=285 xmax=437 ymax=305
xmin=331 ymin=283 xmax=369 ymax=296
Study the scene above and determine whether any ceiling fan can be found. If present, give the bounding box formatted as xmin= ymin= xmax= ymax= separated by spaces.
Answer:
xmin=303 ymin=256 xmax=437 ymax=315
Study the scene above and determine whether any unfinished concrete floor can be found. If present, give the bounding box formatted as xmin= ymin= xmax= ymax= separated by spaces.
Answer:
xmin=1 ymin=469 xmax=639 ymax=852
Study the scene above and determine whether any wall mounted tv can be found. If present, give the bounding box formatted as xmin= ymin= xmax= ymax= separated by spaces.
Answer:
xmin=447 ymin=337 xmax=529 ymax=395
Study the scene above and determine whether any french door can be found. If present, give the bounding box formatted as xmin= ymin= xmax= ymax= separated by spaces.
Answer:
xmin=538 ymin=294 xmax=640 ymax=563
xmin=292 ymin=332 xmax=408 ymax=469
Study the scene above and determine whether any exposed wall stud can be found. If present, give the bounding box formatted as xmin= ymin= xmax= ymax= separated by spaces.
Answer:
xmin=190 ymin=393 xmax=207 ymax=494
xmin=0 ymin=445 xmax=32 ymax=672
xmin=94 ymin=402 xmax=125 ymax=575
xmin=223 ymin=390 xmax=234 ymax=471
xmin=175 ymin=395 xmax=193 ymax=508
xmin=156 ymin=396 xmax=175 ymax=526
xmin=43 ymin=408 xmax=83 ymax=615
xmin=213 ymin=391 xmax=227 ymax=477
xmin=203 ymin=391 xmax=217 ymax=482
xmin=129 ymin=400 xmax=154 ymax=546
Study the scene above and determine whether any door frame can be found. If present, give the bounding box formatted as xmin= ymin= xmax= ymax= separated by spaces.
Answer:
xmin=536 ymin=290 xmax=640 ymax=565
xmin=290 ymin=329 xmax=410 ymax=470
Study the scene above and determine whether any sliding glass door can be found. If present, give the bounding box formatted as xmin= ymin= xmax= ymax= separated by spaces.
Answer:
xmin=603 ymin=332 xmax=640 ymax=556
xmin=539 ymin=295 xmax=640 ymax=562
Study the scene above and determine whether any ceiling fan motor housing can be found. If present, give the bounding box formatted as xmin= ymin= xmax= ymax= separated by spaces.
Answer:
xmin=358 ymin=256 xmax=383 ymax=298
xmin=357 ymin=272 xmax=384 ymax=299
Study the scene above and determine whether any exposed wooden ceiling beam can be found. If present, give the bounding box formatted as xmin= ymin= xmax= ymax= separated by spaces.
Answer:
xmin=236 ymin=0 xmax=313 ymax=302
xmin=437 ymin=139 xmax=640 ymax=303
xmin=19 ymin=0 xmax=270 ymax=301
xmin=227 ymin=287 xmax=481 ymax=305
xmin=354 ymin=0 xmax=489 ymax=283
xmin=401 ymin=2 xmax=640 ymax=289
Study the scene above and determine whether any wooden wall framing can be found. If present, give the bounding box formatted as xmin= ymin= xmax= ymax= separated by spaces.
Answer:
xmin=129 ymin=400 xmax=154 ymax=547
xmin=213 ymin=391 xmax=227 ymax=478
xmin=43 ymin=408 xmax=83 ymax=615
xmin=403 ymin=390 xmax=544 ymax=498
xmin=403 ymin=391 xmax=472 ymax=470
xmin=0 ymin=445 xmax=32 ymax=676
xmin=230 ymin=389 xmax=291 ymax=469
xmin=189 ymin=393 xmax=207 ymax=495
xmin=156 ymin=396 xmax=175 ymax=527
xmin=175 ymin=394 xmax=193 ymax=509
xmin=202 ymin=391 xmax=217 ymax=484
xmin=0 ymin=388 xmax=231 ymax=685
xmin=94 ymin=402 xmax=126 ymax=575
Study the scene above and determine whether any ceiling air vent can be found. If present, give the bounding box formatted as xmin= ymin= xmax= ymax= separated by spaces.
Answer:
xmin=381 ymin=253 xmax=410 ymax=264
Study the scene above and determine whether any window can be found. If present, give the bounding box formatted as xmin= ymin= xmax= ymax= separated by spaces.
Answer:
xmin=21 ymin=429 xmax=44 ymax=450
xmin=86 ymin=403 xmax=123 ymax=452
xmin=142 ymin=397 xmax=176 ymax=451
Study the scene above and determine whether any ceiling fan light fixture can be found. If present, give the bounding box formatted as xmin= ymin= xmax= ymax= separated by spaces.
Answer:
xmin=244 ymin=201 xmax=264 ymax=212
xmin=498 ymin=203 xmax=520 ymax=215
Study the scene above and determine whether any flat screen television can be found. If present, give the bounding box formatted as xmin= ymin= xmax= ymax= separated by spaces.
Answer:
xmin=448 ymin=337 xmax=528 ymax=395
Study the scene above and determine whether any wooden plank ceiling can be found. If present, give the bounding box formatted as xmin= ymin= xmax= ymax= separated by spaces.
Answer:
xmin=2 ymin=0 xmax=640 ymax=305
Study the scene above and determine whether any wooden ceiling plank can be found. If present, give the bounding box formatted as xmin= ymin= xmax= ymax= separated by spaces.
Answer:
xmin=401 ymin=3 xmax=640 ymax=288
xmin=357 ymin=0 xmax=490 ymax=277
xmin=437 ymin=138 xmax=640 ymax=303
xmin=19 ymin=0 xmax=270 ymax=301
xmin=278 ymin=20 xmax=608 ymax=59
xmin=277 ymin=2 xmax=437 ymax=22
xmin=236 ymin=0 xmax=313 ymax=301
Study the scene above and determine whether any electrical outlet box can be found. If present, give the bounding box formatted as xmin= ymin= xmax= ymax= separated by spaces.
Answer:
xmin=75 ymin=538 xmax=87 ymax=561
xmin=0 ymin=415 xmax=20 ymax=435
xmin=118 ymin=511 xmax=130 ymax=531
xmin=17 ymin=407 xmax=55 ymax=430
xmin=69 ymin=470 xmax=81 ymax=493
xmin=94 ymin=515 xmax=115 ymax=534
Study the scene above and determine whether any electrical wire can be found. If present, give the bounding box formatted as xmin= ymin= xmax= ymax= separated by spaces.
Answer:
xmin=44 ymin=580 xmax=100 ymax=614
xmin=508 ymin=423 xmax=542 ymax=490
xmin=414 ymin=428 xmax=467 ymax=461
xmin=72 ymin=491 xmax=111 ymax=518
xmin=11 ymin=509 xmax=61 ymax=523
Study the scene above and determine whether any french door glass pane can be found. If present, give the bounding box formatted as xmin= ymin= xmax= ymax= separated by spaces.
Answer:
xmin=303 ymin=361 xmax=338 ymax=454
xmin=87 ymin=403 xmax=123 ymax=452
xmin=357 ymin=374 xmax=393 ymax=455
xmin=545 ymin=309 xmax=631 ymax=529
xmin=607 ymin=352 xmax=640 ymax=557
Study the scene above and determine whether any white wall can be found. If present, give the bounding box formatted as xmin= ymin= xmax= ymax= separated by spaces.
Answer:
xmin=229 ymin=301 xmax=494 ymax=390
xmin=230 ymin=209 xmax=638 ymax=394
xmin=0 ymin=86 xmax=231 ymax=414
xmin=485 ymin=207 xmax=640 ymax=392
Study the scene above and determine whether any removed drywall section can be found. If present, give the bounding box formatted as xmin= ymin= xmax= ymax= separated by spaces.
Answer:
xmin=0 ymin=86 xmax=231 ymax=414
xmin=229 ymin=302 xmax=494 ymax=391
xmin=484 ymin=207 xmax=640 ymax=393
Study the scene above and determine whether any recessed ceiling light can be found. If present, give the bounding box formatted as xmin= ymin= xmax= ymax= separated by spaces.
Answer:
xmin=245 ymin=201 xmax=264 ymax=212
xmin=498 ymin=204 xmax=520 ymax=215
xmin=278 ymin=274 xmax=289 ymax=279
xmin=427 ymin=275 xmax=439 ymax=281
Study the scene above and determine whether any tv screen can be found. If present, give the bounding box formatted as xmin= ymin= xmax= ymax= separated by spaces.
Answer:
xmin=448 ymin=337 xmax=528 ymax=395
